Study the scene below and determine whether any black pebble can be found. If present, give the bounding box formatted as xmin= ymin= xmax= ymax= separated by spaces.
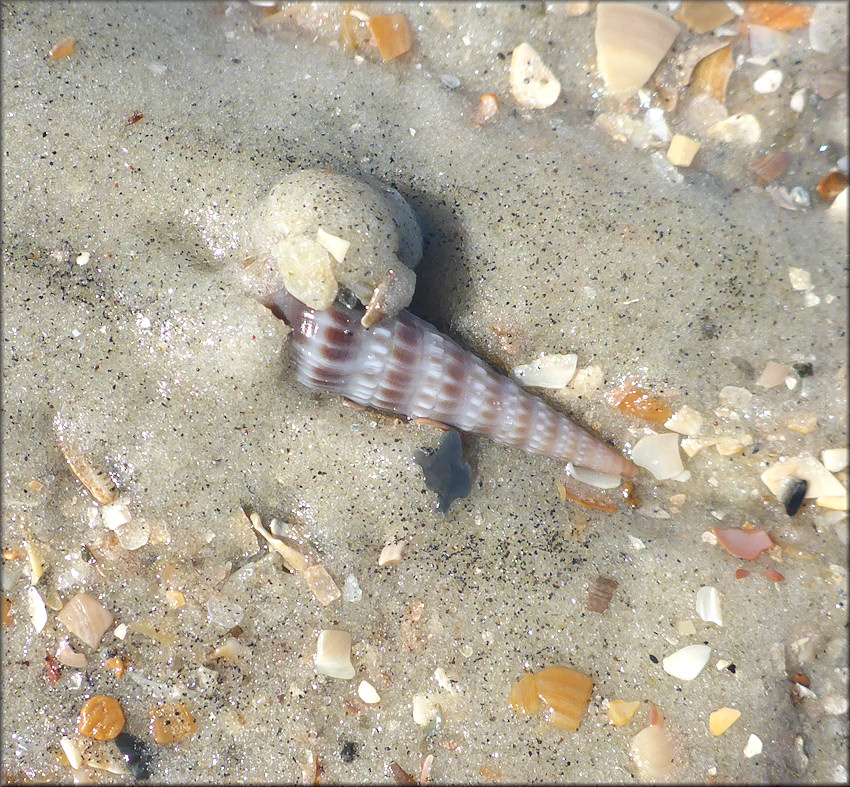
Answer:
xmin=414 ymin=429 xmax=472 ymax=514
xmin=114 ymin=732 xmax=152 ymax=780
xmin=792 ymin=362 xmax=813 ymax=378
xmin=781 ymin=478 xmax=808 ymax=516
xmin=340 ymin=741 xmax=358 ymax=762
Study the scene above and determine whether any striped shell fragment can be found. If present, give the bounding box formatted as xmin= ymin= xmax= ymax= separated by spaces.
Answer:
xmin=266 ymin=288 xmax=636 ymax=479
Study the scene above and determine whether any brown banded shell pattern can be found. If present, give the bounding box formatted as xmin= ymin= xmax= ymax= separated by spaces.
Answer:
xmin=268 ymin=289 xmax=635 ymax=478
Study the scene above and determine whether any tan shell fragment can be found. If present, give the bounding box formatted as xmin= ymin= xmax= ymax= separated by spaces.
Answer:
xmin=595 ymin=3 xmax=680 ymax=98
xmin=510 ymin=42 xmax=561 ymax=109
xmin=707 ymin=114 xmax=761 ymax=145
xmin=666 ymin=134 xmax=700 ymax=167
xmin=690 ymin=45 xmax=734 ymax=104
xmin=57 ymin=592 xmax=114 ymax=649
xmin=674 ymin=1 xmax=735 ymax=34
xmin=54 ymin=414 xmax=119 ymax=505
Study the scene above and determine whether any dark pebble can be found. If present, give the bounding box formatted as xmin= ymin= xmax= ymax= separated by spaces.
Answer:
xmin=114 ymin=732 xmax=152 ymax=780
xmin=781 ymin=478 xmax=808 ymax=516
xmin=792 ymin=362 xmax=813 ymax=378
xmin=340 ymin=741 xmax=359 ymax=762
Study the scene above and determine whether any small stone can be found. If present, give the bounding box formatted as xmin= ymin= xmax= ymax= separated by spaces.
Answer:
xmin=510 ymin=42 xmax=561 ymax=108
xmin=77 ymin=696 xmax=126 ymax=741
xmin=149 ymin=702 xmax=196 ymax=745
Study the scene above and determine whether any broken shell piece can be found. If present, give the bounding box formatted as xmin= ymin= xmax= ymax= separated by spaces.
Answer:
xmin=789 ymin=88 xmax=807 ymax=113
xmin=753 ymin=68 xmax=783 ymax=94
xmin=303 ymin=564 xmax=341 ymax=606
xmin=608 ymin=699 xmax=640 ymax=726
xmin=509 ymin=672 xmax=541 ymax=716
xmin=510 ymin=42 xmax=561 ymax=109
xmin=821 ymin=448 xmax=849 ymax=474
xmin=60 ymin=737 xmax=83 ymax=770
xmin=367 ymin=14 xmax=412 ymax=61
xmin=690 ymin=45 xmax=733 ymax=103
xmin=743 ymin=3 xmax=814 ymax=31
xmin=765 ymin=567 xmax=785 ymax=582
xmin=77 ymin=737 xmax=131 ymax=775
xmin=817 ymin=171 xmax=849 ymax=203
xmin=743 ymin=733 xmax=763 ymax=758
xmin=100 ymin=500 xmax=131 ymax=531
xmin=57 ymin=592 xmax=114 ymax=649
xmin=378 ymin=542 xmax=405 ymax=566
xmin=666 ymin=134 xmax=700 ymax=167
xmin=274 ymin=235 xmax=338 ymax=310
xmin=761 ymin=456 xmax=846 ymax=499
xmin=749 ymin=151 xmax=791 ymax=184
xmin=49 ymin=36 xmax=76 ymax=60
xmin=712 ymin=526 xmax=774 ymax=560
xmin=586 ymin=576 xmax=618 ymax=613
xmin=629 ymin=707 xmax=676 ymax=781
xmin=566 ymin=463 xmax=621 ymax=490
xmin=54 ymin=414 xmax=119 ymax=505
xmin=315 ymin=227 xmax=350 ymax=263
xmin=827 ymin=187 xmax=848 ymax=221
xmin=23 ymin=540 xmax=45 ymax=585
xmin=57 ymin=640 xmax=88 ymax=669
xmin=512 ymin=353 xmax=577 ymax=388
xmin=534 ymin=666 xmax=594 ymax=731
xmin=756 ymin=360 xmax=790 ymax=388
xmin=674 ymin=1 xmax=734 ymax=33
xmin=595 ymin=2 xmax=680 ymax=98
xmin=358 ymin=680 xmax=381 ymax=704
xmin=695 ymin=587 xmax=723 ymax=626
xmin=472 ymin=93 xmax=499 ymax=127
xmin=315 ymin=629 xmax=355 ymax=679
xmin=27 ymin=586 xmax=48 ymax=634
xmin=631 ymin=433 xmax=684 ymax=480
xmin=412 ymin=694 xmax=440 ymax=726
xmin=662 ymin=643 xmax=711 ymax=681
xmin=707 ymin=114 xmax=761 ymax=145
xmin=709 ymin=707 xmax=741 ymax=736
xmin=664 ymin=405 xmax=703 ymax=437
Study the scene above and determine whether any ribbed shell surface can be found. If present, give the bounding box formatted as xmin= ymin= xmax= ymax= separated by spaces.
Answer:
xmin=269 ymin=289 xmax=635 ymax=478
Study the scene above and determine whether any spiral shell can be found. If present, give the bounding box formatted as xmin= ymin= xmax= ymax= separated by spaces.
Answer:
xmin=266 ymin=289 xmax=636 ymax=478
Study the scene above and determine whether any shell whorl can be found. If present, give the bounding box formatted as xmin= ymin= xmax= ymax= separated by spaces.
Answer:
xmin=267 ymin=288 xmax=636 ymax=478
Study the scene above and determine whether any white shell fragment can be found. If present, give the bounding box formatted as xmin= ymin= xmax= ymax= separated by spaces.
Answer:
xmin=378 ymin=542 xmax=405 ymax=566
xmin=100 ymin=499 xmax=132 ymax=530
xmin=27 ymin=586 xmax=48 ymax=634
xmin=828 ymin=187 xmax=848 ymax=221
xmin=706 ymin=114 xmax=761 ymax=145
xmin=358 ymin=680 xmax=381 ymax=704
xmin=822 ymin=448 xmax=849 ymax=474
xmin=664 ymin=405 xmax=703 ymax=437
xmin=566 ymin=462 xmax=621 ymax=489
xmin=595 ymin=2 xmax=680 ymax=98
xmin=753 ymin=68 xmax=783 ymax=94
xmin=662 ymin=643 xmax=711 ymax=681
xmin=315 ymin=629 xmax=355 ymax=679
xmin=303 ymin=564 xmax=342 ymax=606
xmin=412 ymin=694 xmax=440 ymax=726
xmin=512 ymin=353 xmax=577 ymax=388
xmin=629 ymin=715 xmax=676 ymax=781
xmin=631 ymin=432 xmax=684 ymax=480
xmin=788 ymin=267 xmax=813 ymax=291
xmin=761 ymin=456 xmax=846 ymax=499
xmin=56 ymin=592 xmax=113 ymax=649
xmin=695 ymin=587 xmax=723 ymax=627
xmin=510 ymin=42 xmax=561 ymax=109
xmin=56 ymin=639 xmax=88 ymax=668
xmin=743 ymin=733 xmax=763 ymax=758
xmin=790 ymin=88 xmax=806 ymax=113
xmin=60 ymin=737 xmax=84 ymax=770
xmin=315 ymin=227 xmax=350 ymax=263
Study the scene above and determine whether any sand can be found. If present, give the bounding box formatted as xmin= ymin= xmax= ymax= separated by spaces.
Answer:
xmin=2 ymin=2 xmax=847 ymax=783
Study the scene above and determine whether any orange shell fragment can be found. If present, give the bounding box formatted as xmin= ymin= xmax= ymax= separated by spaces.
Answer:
xmin=367 ymin=14 xmax=412 ymax=61
xmin=610 ymin=385 xmax=673 ymax=424
xmin=742 ymin=2 xmax=814 ymax=31
xmin=49 ymin=36 xmax=76 ymax=60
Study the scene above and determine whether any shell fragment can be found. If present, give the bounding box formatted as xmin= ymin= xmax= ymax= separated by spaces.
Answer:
xmin=510 ymin=42 xmax=561 ymax=108
xmin=662 ymin=643 xmax=711 ymax=681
